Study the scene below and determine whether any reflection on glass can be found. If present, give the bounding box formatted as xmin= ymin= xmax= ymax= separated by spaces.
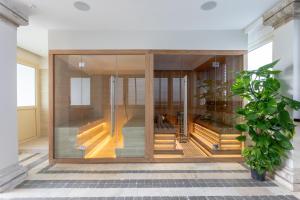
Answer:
xmin=54 ymin=55 xmax=146 ymax=159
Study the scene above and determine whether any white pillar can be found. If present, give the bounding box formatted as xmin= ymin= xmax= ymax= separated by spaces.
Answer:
xmin=273 ymin=18 xmax=300 ymax=192
xmin=0 ymin=2 xmax=28 ymax=192
xmin=293 ymin=19 xmax=300 ymax=120
xmin=291 ymin=18 xmax=300 ymax=191
xmin=263 ymin=0 xmax=300 ymax=191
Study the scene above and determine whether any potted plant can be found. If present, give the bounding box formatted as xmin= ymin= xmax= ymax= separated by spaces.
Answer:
xmin=231 ymin=60 xmax=300 ymax=181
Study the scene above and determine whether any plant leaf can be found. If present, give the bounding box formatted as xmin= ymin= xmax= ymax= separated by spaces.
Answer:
xmin=236 ymin=135 xmax=246 ymax=142
xmin=235 ymin=124 xmax=249 ymax=132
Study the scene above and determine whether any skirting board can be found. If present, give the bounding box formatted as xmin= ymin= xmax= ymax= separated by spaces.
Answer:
xmin=274 ymin=166 xmax=295 ymax=191
xmin=0 ymin=163 xmax=27 ymax=192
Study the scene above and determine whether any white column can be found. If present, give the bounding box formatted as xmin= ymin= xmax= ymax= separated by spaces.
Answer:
xmin=0 ymin=2 xmax=28 ymax=192
xmin=272 ymin=18 xmax=300 ymax=192
xmin=293 ymin=19 xmax=300 ymax=120
xmin=291 ymin=18 xmax=300 ymax=191
xmin=263 ymin=0 xmax=300 ymax=191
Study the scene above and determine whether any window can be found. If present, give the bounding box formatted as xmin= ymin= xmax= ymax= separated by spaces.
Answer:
xmin=248 ymin=42 xmax=273 ymax=70
xmin=17 ymin=64 xmax=36 ymax=107
xmin=128 ymin=78 xmax=145 ymax=105
xmin=154 ymin=78 xmax=168 ymax=105
xmin=70 ymin=77 xmax=91 ymax=106
xmin=172 ymin=77 xmax=184 ymax=105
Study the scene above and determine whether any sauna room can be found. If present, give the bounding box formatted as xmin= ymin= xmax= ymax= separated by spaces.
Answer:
xmin=53 ymin=54 xmax=147 ymax=159
xmin=153 ymin=54 xmax=244 ymax=159
xmin=50 ymin=51 xmax=245 ymax=162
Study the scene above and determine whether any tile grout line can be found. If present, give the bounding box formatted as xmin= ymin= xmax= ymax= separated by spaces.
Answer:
xmin=19 ymin=153 xmax=40 ymax=163
xmin=2 ymin=196 xmax=299 ymax=200
xmin=17 ymin=179 xmax=277 ymax=189
xmin=25 ymin=154 xmax=48 ymax=170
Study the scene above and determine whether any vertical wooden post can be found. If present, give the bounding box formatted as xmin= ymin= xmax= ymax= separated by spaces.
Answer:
xmin=145 ymin=53 xmax=154 ymax=160
xmin=48 ymin=53 xmax=54 ymax=164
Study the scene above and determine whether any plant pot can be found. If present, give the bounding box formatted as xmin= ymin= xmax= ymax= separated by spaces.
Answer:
xmin=251 ymin=169 xmax=266 ymax=181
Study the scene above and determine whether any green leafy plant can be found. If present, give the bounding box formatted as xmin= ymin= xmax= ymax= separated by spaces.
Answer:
xmin=231 ymin=60 xmax=300 ymax=175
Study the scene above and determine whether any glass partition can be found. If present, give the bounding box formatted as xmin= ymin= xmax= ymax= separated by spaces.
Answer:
xmin=153 ymin=54 xmax=243 ymax=159
xmin=54 ymin=54 xmax=146 ymax=159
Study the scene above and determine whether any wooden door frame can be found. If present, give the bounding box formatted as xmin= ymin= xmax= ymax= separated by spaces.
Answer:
xmin=49 ymin=49 xmax=247 ymax=164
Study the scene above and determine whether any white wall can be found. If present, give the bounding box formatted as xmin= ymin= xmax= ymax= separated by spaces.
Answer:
xmin=0 ymin=21 xmax=18 ymax=170
xmin=273 ymin=20 xmax=294 ymax=97
xmin=272 ymin=19 xmax=300 ymax=191
xmin=245 ymin=18 xmax=273 ymax=51
xmin=48 ymin=30 xmax=247 ymax=50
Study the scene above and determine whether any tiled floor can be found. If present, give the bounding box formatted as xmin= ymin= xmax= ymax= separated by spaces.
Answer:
xmin=19 ymin=136 xmax=48 ymax=153
xmin=1 ymin=152 xmax=300 ymax=200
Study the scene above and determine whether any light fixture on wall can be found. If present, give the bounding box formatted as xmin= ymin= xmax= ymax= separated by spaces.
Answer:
xmin=201 ymin=1 xmax=217 ymax=11
xmin=78 ymin=62 xmax=85 ymax=68
xmin=78 ymin=56 xmax=86 ymax=68
xmin=212 ymin=56 xmax=220 ymax=68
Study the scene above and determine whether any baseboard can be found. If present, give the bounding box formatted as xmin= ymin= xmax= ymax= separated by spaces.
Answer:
xmin=274 ymin=167 xmax=294 ymax=191
xmin=0 ymin=163 xmax=27 ymax=192
xmin=18 ymin=135 xmax=38 ymax=145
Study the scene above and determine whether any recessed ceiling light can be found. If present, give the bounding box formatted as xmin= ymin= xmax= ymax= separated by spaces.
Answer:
xmin=201 ymin=1 xmax=217 ymax=11
xmin=74 ymin=1 xmax=90 ymax=11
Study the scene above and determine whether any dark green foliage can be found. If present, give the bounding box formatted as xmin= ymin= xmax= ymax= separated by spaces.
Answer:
xmin=232 ymin=60 xmax=300 ymax=175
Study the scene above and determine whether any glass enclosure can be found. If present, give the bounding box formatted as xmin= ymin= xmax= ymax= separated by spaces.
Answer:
xmin=54 ymin=54 xmax=146 ymax=159
xmin=153 ymin=54 xmax=243 ymax=158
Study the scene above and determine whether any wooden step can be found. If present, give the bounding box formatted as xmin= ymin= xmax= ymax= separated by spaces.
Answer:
xmin=190 ymin=137 xmax=211 ymax=157
xmin=155 ymin=139 xmax=175 ymax=145
xmin=193 ymin=129 xmax=219 ymax=145
xmin=81 ymin=130 xmax=110 ymax=155
xmin=191 ymin=132 xmax=218 ymax=150
xmin=220 ymin=144 xmax=241 ymax=151
xmin=155 ymin=134 xmax=176 ymax=140
xmin=77 ymin=122 xmax=106 ymax=145
xmin=221 ymin=134 xmax=241 ymax=140
xmin=154 ymin=144 xmax=176 ymax=150
xmin=220 ymin=139 xmax=240 ymax=144
xmin=85 ymin=134 xmax=112 ymax=158
xmin=194 ymin=124 xmax=220 ymax=138
xmin=154 ymin=141 xmax=184 ymax=155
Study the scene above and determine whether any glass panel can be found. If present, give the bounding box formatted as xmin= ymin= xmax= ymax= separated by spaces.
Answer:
xmin=54 ymin=54 xmax=145 ymax=159
xmin=17 ymin=64 xmax=36 ymax=107
xmin=154 ymin=54 xmax=243 ymax=159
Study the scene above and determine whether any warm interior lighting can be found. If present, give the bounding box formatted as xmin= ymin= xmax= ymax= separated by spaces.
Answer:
xmin=85 ymin=134 xmax=113 ymax=158
xmin=77 ymin=122 xmax=106 ymax=139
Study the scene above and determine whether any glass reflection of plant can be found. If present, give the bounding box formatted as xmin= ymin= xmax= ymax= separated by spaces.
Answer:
xmin=195 ymin=58 xmax=233 ymax=119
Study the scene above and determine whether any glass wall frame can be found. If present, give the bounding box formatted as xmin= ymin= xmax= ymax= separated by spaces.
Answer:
xmin=49 ymin=50 xmax=246 ymax=164
xmin=49 ymin=50 xmax=153 ymax=163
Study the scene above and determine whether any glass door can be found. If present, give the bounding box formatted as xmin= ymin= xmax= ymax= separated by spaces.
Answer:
xmin=53 ymin=54 xmax=146 ymax=159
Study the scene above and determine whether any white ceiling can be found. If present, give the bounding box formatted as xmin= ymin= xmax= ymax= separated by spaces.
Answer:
xmin=15 ymin=0 xmax=280 ymax=56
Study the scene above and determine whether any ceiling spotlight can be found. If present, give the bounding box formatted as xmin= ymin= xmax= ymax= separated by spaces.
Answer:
xmin=201 ymin=1 xmax=217 ymax=11
xmin=74 ymin=1 xmax=90 ymax=11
